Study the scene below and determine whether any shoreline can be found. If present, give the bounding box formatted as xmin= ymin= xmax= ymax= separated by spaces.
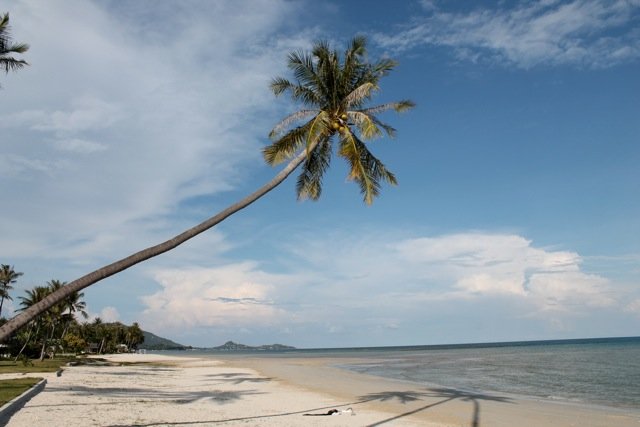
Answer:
xmin=4 ymin=353 xmax=640 ymax=426
xmin=218 ymin=354 xmax=640 ymax=427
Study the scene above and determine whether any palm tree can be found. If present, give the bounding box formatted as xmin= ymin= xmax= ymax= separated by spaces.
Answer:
xmin=266 ymin=36 xmax=414 ymax=204
xmin=0 ymin=264 xmax=23 ymax=318
xmin=0 ymin=13 xmax=29 ymax=86
xmin=14 ymin=285 xmax=49 ymax=360
xmin=56 ymin=282 xmax=89 ymax=339
xmin=0 ymin=37 xmax=413 ymax=342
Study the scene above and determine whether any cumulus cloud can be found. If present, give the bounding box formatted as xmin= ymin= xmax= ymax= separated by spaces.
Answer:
xmin=393 ymin=233 xmax=615 ymax=310
xmin=140 ymin=263 xmax=293 ymax=332
xmin=138 ymin=231 xmax=623 ymax=338
xmin=374 ymin=0 xmax=640 ymax=68
xmin=89 ymin=306 xmax=120 ymax=323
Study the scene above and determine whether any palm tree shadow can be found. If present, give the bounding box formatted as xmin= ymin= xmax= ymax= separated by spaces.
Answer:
xmin=361 ymin=387 xmax=513 ymax=427
xmin=98 ymin=386 xmax=510 ymax=427
xmin=45 ymin=384 xmax=263 ymax=405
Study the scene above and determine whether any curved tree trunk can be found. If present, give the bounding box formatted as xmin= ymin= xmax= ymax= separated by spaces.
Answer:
xmin=0 ymin=145 xmax=316 ymax=342
xmin=14 ymin=323 xmax=35 ymax=361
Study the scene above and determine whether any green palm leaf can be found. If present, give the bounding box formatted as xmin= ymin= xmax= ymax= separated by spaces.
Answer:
xmin=0 ymin=13 xmax=29 ymax=79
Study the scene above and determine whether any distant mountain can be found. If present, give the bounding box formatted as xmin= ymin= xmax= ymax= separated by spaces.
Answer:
xmin=210 ymin=341 xmax=295 ymax=351
xmin=139 ymin=331 xmax=190 ymax=350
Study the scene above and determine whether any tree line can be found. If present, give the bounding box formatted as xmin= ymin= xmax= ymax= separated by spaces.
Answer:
xmin=0 ymin=264 xmax=144 ymax=360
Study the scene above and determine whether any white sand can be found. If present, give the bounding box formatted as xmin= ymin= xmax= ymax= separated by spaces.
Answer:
xmin=4 ymin=354 xmax=429 ymax=426
xmin=4 ymin=353 xmax=640 ymax=427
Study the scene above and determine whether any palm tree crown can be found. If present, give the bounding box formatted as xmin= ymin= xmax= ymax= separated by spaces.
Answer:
xmin=0 ymin=13 xmax=29 ymax=80
xmin=265 ymin=36 xmax=414 ymax=204
xmin=0 ymin=264 xmax=23 ymax=318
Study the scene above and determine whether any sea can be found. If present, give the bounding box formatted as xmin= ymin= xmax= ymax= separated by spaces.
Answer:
xmin=156 ymin=336 xmax=640 ymax=410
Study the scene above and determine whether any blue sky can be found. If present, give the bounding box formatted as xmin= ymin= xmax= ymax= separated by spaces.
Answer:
xmin=1 ymin=0 xmax=638 ymax=348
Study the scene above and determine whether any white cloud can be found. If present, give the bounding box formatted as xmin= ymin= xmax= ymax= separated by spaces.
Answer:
xmin=392 ymin=233 xmax=614 ymax=311
xmin=137 ymin=231 xmax=624 ymax=338
xmin=375 ymin=0 xmax=640 ymax=68
xmin=140 ymin=263 xmax=292 ymax=332
xmin=625 ymin=299 xmax=640 ymax=315
xmin=91 ymin=306 xmax=120 ymax=323
xmin=283 ymin=231 xmax=616 ymax=315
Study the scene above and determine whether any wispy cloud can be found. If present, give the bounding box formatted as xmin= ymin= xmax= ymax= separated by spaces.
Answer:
xmin=1 ymin=0 xmax=315 ymax=265
xmin=374 ymin=0 xmax=640 ymax=68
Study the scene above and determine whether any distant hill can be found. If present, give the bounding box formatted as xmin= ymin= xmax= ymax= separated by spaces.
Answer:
xmin=210 ymin=341 xmax=295 ymax=351
xmin=139 ymin=331 xmax=190 ymax=350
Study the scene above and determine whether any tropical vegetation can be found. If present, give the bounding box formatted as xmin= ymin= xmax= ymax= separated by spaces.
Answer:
xmin=0 ymin=37 xmax=413 ymax=342
xmin=0 ymin=264 xmax=22 ymax=318
xmin=0 ymin=12 xmax=29 ymax=86
xmin=0 ymin=277 xmax=144 ymax=360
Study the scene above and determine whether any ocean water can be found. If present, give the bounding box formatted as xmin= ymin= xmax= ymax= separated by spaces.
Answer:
xmin=162 ymin=337 xmax=640 ymax=410
xmin=332 ymin=337 xmax=640 ymax=410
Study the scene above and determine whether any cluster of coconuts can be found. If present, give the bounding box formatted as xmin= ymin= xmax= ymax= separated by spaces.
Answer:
xmin=331 ymin=113 xmax=349 ymax=133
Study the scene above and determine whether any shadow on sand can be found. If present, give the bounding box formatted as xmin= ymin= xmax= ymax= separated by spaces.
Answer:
xmin=361 ymin=387 xmax=513 ymax=427
xmin=101 ymin=386 xmax=511 ymax=426
xmin=44 ymin=384 xmax=264 ymax=405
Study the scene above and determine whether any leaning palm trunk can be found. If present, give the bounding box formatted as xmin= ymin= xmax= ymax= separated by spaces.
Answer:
xmin=0 ymin=144 xmax=316 ymax=342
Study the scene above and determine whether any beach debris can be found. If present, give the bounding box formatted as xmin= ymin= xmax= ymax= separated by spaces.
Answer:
xmin=340 ymin=407 xmax=355 ymax=415
xmin=303 ymin=407 xmax=356 ymax=416
xmin=303 ymin=409 xmax=339 ymax=416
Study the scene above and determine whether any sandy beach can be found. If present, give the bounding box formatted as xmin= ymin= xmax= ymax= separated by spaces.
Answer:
xmin=3 ymin=353 xmax=640 ymax=427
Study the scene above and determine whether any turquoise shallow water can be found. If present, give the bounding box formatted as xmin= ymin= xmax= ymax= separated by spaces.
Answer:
xmin=157 ymin=337 xmax=640 ymax=410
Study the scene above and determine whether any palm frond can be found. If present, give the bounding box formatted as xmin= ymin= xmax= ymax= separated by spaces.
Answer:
xmin=344 ymin=82 xmax=378 ymax=109
xmin=369 ymin=115 xmax=397 ymax=138
xmin=263 ymin=121 xmax=310 ymax=165
xmin=296 ymin=137 xmax=332 ymax=201
xmin=288 ymin=50 xmax=319 ymax=90
xmin=3 ymin=42 xmax=29 ymax=54
xmin=372 ymin=58 xmax=398 ymax=76
xmin=269 ymin=109 xmax=318 ymax=140
xmin=345 ymin=36 xmax=367 ymax=60
xmin=348 ymin=111 xmax=383 ymax=140
xmin=339 ymin=131 xmax=397 ymax=204
xmin=338 ymin=128 xmax=375 ymax=203
xmin=360 ymin=100 xmax=415 ymax=115
xmin=270 ymin=77 xmax=294 ymax=97
xmin=305 ymin=110 xmax=330 ymax=152
xmin=0 ymin=13 xmax=29 ymax=75
xmin=291 ymin=85 xmax=322 ymax=106
xmin=1 ymin=56 xmax=28 ymax=73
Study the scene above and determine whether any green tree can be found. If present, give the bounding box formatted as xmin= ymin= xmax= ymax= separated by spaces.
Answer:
xmin=59 ymin=286 xmax=88 ymax=339
xmin=15 ymin=285 xmax=49 ymax=360
xmin=0 ymin=13 xmax=29 ymax=86
xmin=0 ymin=37 xmax=413 ymax=342
xmin=126 ymin=322 xmax=144 ymax=350
xmin=0 ymin=264 xmax=22 ymax=318
xmin=62 ymin=332 xmax=86 ymax=354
